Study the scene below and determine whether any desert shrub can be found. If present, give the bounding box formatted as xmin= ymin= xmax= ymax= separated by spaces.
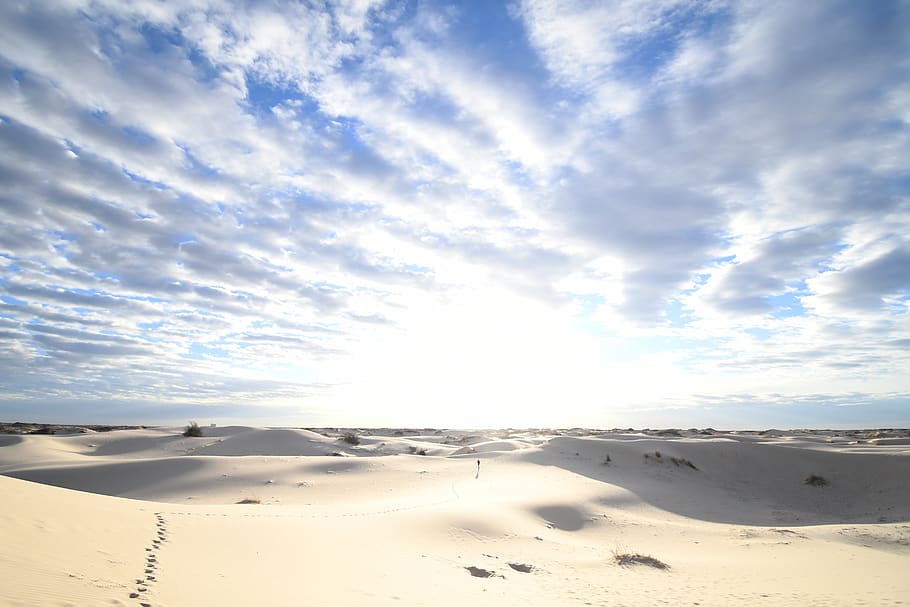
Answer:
xmin=612 ymin=550 xmax=669 ymax=570
xmin=341 ymin=431 xmax=360 ymax=445
xmin=644 ymin=451 xmax=697 ymax=470
xmin=236 ymin=497 xmax=261 ymax=504
xmin=183 ymin=421 xmax=203 ymax=437
xmin=669 ymin=456 xmax=698 ymax=470
xmin=804 ymin=474 xmax=829 ymax=486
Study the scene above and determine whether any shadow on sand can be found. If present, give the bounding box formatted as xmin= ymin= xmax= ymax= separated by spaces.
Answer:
xmin=518 ymin=435 xmax=910 ymax=526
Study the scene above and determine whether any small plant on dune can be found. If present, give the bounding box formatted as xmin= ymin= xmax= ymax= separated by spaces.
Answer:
xmin=236 ymin=497 xmax=261 ymax=504
xmin=669 ymin=456 xmax=698 ymax=470
xmin=804 ymin=474 xmax=829 ymax=487
xmin=612 ymin=549 xmax=669 ymax=570
xmin=183 ymin=421 xmax=203 ymax=437
xmin=341 ymin=431 xmax=360 ymax=446
xmin=644 ymin=451 xmax=698 ymax=470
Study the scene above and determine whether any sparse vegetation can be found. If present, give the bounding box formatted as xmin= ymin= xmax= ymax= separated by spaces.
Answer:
xmin=341 ymin=431 xmax=360 ymax=446
xmin=612 ymin=550 xmax=669 ymax=570
xmin=804 ymin=474 xmax=829 ymax=487
xmin=183 ymin=421 xmax=203 ymax=437
xmin=643 ymin=451 xmax=698 ymax=470
xmin=236 ymin=497 xmax=261 ymax=504
xmin=669 ymin=456 xmax=698 ymax=470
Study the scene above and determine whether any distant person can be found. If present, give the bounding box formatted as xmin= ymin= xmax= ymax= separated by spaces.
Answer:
xmin=475 ymin=459 xmax=480 ymax=479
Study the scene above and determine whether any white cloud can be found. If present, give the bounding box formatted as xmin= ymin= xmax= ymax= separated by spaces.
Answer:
xmin=0 ymin=0 xmax=908 ymax=426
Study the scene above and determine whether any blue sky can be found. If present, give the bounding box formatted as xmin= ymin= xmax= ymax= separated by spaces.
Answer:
xmin=0 ymin=0 xmax=908 ymax=428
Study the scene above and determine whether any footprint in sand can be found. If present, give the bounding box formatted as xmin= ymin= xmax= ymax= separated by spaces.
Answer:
xmin=132 ymin=513 xmax=168 ymax=602
xmin=465 ymin=565 xmax=498 ymax=578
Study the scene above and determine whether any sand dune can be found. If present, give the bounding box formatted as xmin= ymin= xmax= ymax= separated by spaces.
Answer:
xmin=2 ymin=426 xmax=908 ymax=606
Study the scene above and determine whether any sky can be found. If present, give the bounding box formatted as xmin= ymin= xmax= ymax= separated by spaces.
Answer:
xmin=0 ymin=0 xmax=908 ymax=429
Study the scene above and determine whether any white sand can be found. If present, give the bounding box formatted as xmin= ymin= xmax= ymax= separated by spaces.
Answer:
xmin=2 ymin=427 xmax=908 ymax=606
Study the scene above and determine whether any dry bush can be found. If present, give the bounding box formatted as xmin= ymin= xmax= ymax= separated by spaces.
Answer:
xmin=183 ymin=421 xmax=203 ymax=437
xmin=644 ymin=451 xmax=698 ymax=470
xmin=341 ymin=431 xmax=360 ymax=446
xmin=669 ymin=456 xmax=698 ymax=470
xmin=804 ymin=474 xmax=829 ymax=486
xmin=236 ymin=497 xmax=261 ymax=504
xmin=612 ymin=550 xmax=669 ymax=570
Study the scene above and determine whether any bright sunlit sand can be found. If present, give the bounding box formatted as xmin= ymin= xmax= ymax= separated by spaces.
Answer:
xmin=2 ymin=425 xmax=908 ymax=606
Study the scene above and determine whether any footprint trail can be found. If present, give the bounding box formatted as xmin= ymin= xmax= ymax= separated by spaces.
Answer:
xmin=129 ymin=511 xmax=167 ymax=606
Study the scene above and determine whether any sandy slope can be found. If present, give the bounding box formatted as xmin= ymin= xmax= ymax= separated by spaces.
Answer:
xmin=1 ymin=427 xmax=909 ymax=606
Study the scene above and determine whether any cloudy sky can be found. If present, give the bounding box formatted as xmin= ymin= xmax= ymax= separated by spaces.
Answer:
xmin=1 ymin=1 xmax=908 ymax=428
